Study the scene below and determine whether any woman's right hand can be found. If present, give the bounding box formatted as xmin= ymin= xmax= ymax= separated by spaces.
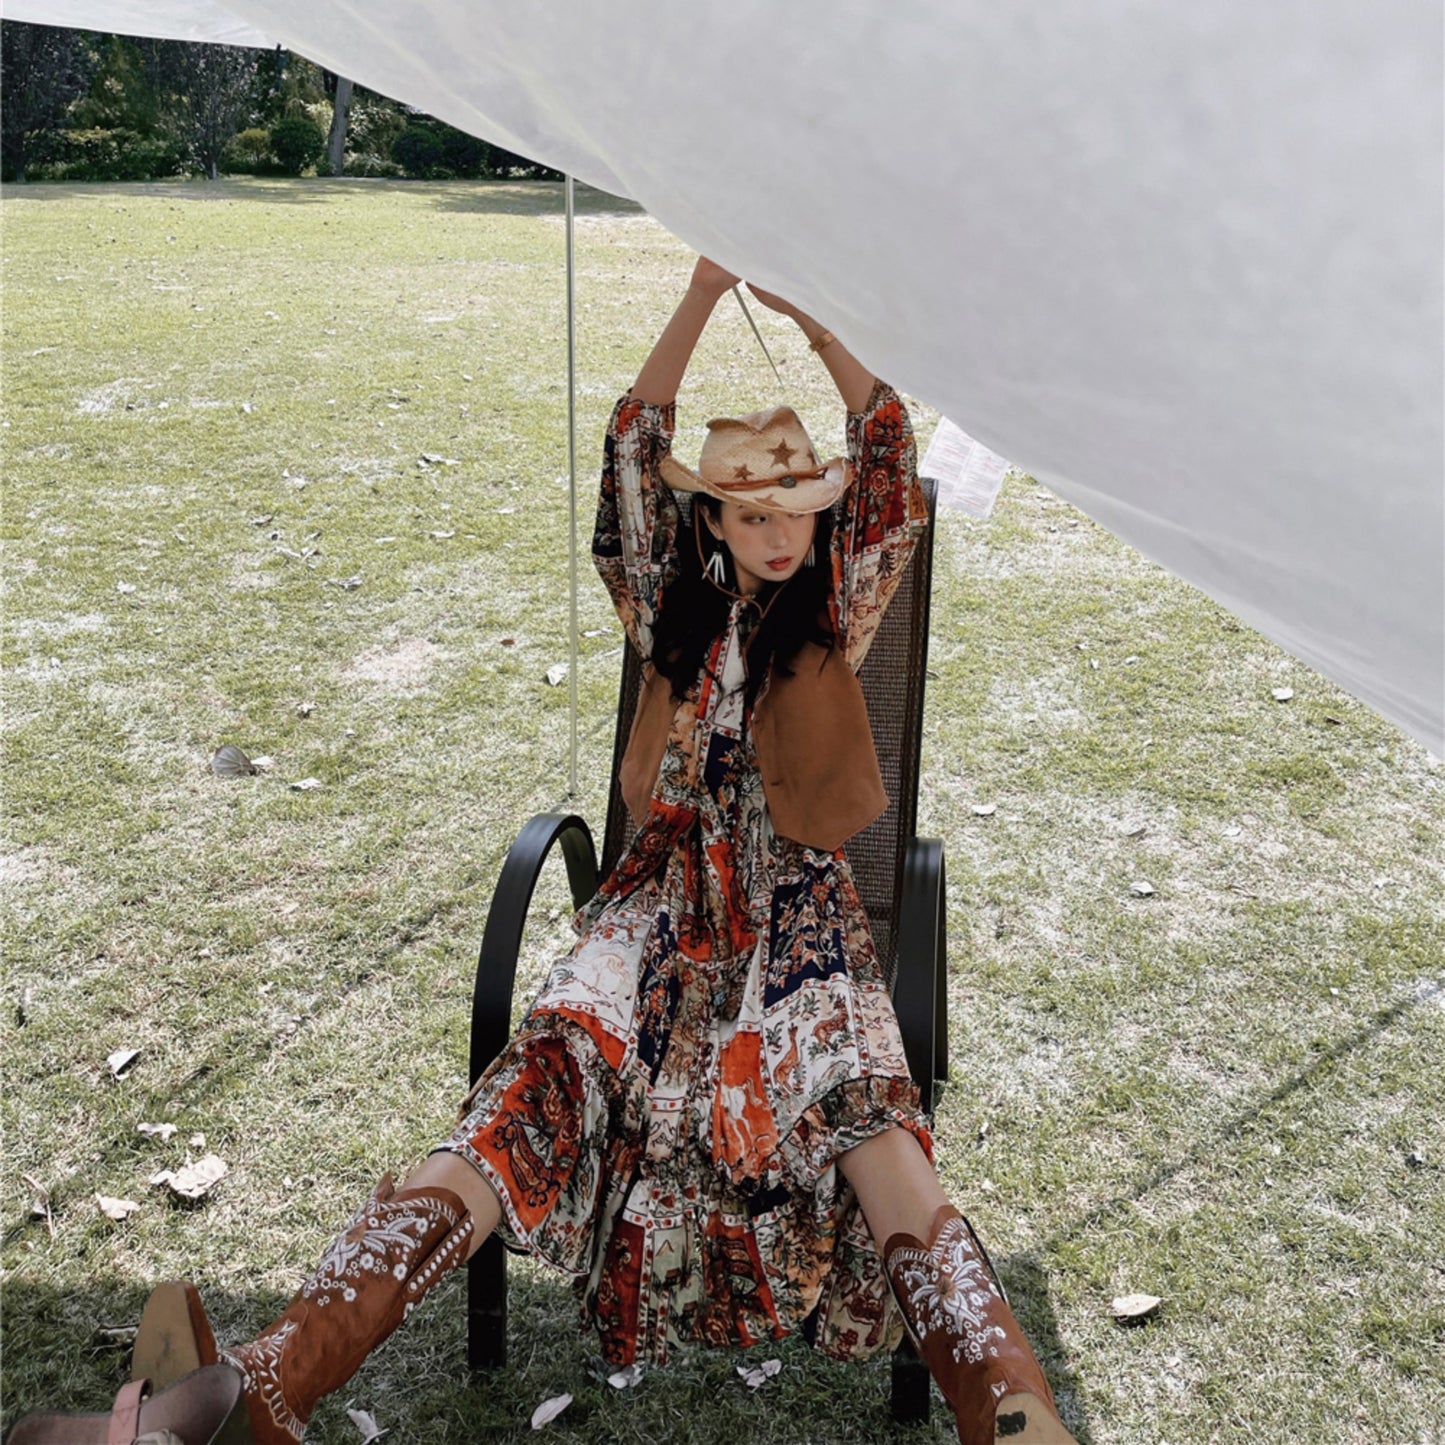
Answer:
xmin=690 ymin=256 xmax=741 ymax=299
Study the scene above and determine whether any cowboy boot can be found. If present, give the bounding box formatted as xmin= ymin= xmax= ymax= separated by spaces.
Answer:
xmin=884 ymin=1205 xmax=1076 ymax=1445
xmin=132 ymin=1175 xmax=473 ymax=1444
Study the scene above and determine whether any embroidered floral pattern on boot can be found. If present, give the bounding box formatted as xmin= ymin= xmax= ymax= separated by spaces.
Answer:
xmin=204 ymin=1176 xmax=472 ymax=1445
xmin=885 ymin=1206 xmax=1076 ymax=1445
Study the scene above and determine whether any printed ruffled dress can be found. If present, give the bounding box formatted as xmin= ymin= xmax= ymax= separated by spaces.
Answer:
xmin=442 ymin=381 xmax=932 ymax=1366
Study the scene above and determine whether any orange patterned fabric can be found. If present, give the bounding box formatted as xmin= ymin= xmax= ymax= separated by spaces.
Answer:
xmin=442 ymin=384 xmax=931 ymax=1365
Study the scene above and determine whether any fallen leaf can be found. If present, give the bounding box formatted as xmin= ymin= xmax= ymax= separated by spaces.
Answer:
xmin=151 ymin=1154 xmax=228 ymax=1202
xmin=346 ymin=1407 xmax=387 ymax=1443
xmin=23 ymin=1174 xmax=53 ymax=1237
xmin=971 ymin=803 xmax=997 ymax=817
xmin=735 ymin=1360 xmax=783 ymax=1390
xmin=249 ymin=755 xmax=275 ymax=771
xmin=327 ymin=575 xmax=363 ymax=591
xmin=291 ymin=777 xmax=324 ymax=792
xmin=17 ymin=984 xmax=33 ymax=1027
xmin=137 ymin=1122 xmax=179 ymax=1142
xmin=1405 ymin=1149 xmax=1427 ymax=1169
xmin=530 ymin=1393 xmax=572 ymax=1429
xmin=427 ymin=529 xmax=456 ymax=540
xmin=1111 ymin=1293 xmax=1163 ymax=1324
xmin=1271 ymin=687 xmax=1295 ymax=702
xmin=1128 ymin=880 xmax=1156 ymax=898
xmin=606 ymin=1364 xmax=644 ymax=1390
xmin=211 ymin=744 xmax=255 ymax=778
xmin=544 ymin=663 xmax=569 ymax=687
xmin=1126 ymin=826 xmax=1147 ymax=840
xmin=96 ymin=1194 xmax=141 ymax=1222
xmin=107 ymin=1048 xmax=141 ymax=1077
xmin=188 ymin=1132 xmax=206 ymax=1150
xmin=116 ymin=581 xmax=137 ymax=594
xmin=296 ymin=702 xmax=316 ymax=717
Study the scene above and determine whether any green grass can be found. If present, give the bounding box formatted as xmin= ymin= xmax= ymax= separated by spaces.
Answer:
xmin=3 ymin=178 xmax=1443 ymax=1444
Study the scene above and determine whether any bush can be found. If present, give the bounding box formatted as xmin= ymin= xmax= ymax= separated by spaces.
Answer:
xmin=269 ymin=115 xmax=325 ymax=176
xmin=42 ymin=127 xmax=186 ymax=182
xmin=392 ymin=120 xmax=489 ymax=179
xmin=221 ymin=126 xmax=274 ymax=175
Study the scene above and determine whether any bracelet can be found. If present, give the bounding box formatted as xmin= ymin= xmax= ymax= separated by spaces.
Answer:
xmin=809 ymin=329 xmax=836 ymax=353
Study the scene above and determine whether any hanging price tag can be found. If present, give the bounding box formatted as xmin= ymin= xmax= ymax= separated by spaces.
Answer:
xmin=921 ymin=418 xmax=1009 ymax=520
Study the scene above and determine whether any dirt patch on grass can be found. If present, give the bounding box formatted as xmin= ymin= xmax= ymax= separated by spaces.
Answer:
xmin=342 ymin=637 xmax=446 ymax=695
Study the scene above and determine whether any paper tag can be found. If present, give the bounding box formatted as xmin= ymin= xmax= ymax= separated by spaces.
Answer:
xmin=921 ymin=417 xmax=1009 ymax=519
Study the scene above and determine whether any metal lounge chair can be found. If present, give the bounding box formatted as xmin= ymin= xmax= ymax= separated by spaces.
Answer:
xmin=466 ymin=476 xmax=946 ymax=1422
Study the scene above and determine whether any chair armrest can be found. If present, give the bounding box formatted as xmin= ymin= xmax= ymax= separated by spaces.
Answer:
xmin=895 ymin=835 xmax=947 ymax=1115
xmin=468 ymin=812 xmax=598 ymax=1085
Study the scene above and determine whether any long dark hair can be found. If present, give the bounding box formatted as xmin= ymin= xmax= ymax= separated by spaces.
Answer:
xmin=650 ymin=495 xmax=835 ymax=707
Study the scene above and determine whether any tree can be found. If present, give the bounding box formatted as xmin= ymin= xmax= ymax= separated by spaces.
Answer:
xmin=325 ymin=74 xmax=352 ymax=175
xmin=0 ymin=20 xmax=94 ymax=182
xmin=160 ymin=41 xmax=260 ymax=180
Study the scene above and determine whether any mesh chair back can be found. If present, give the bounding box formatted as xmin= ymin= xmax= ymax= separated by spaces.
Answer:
xmin=601 ymin=478 xmax=938 ymax=988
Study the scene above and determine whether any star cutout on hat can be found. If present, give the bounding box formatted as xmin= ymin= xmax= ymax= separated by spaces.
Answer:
xmin=733 ymin=464 xmax=754 ymax=481
xmin=769 ymin=440 xmax=797 ymax=467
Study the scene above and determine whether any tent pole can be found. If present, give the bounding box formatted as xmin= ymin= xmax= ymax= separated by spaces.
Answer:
xmin=565 ymin=174 xmax=579 ymax=799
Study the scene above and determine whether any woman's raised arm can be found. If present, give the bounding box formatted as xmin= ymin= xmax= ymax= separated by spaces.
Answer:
xmin=745 ymin=284 xmax=877 ymax=414
xmin=631 ymin=257 xmax=740 ymax=405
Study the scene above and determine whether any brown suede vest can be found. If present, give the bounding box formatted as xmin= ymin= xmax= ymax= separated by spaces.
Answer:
xmin=620 ymin=642 xmax=887 ymax=853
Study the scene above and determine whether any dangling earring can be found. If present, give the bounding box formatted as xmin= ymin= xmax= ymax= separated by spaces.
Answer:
xmin=804 ymin=541 xmax=816 ymax=568
xmin=706 ymin=547 xmax=727 ymax=585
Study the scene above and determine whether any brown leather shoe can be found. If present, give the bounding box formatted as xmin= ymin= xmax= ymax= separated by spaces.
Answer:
xmin=885 ymin=1205 xmax=1076 ymax=1444
xmin=7 ymin=1365 xmax=250 ymax=1445
xmin=132 ymin=1176 xmax=472 ymax=1444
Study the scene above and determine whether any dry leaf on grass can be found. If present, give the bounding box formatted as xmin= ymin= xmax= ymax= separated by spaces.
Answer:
xmin=210 ymin=744 xmax=255 ymax=778
xmin=1271 ymin=687 xmax=1295 ymax=702
xmin=530 ymin=1393 xmax=572 ymax=1429
xmin=250 ymin=755 xmax=275 ymax=771
xmin=296 ymin=701 xmax=316 ymax=717
xmin=971 ymin=803 xmax=998 ymax=817
xmin=23 ymin=1174 xmax=54 ymax=1238
xmin=345 ymin=1407 xmax=387 ymax=1443
xmin=544 ymin=663 xmax=569 ymax=687
xmin=1111 ymin=1293 xmax=1163 ymax=1324
xmin=1128 ymin=880 xmax=1157 ymax=897
xmin=150 ymin=1154 xmax=228 ymax=1201
xmin=137 ymin=1122 xmax=179 ymax=1141
xmin=96 ymin=1194 xmax=141 ymax=1222
xmin=290 ymin=778 xmax=324 ymax=792
xmin=735 ymin=1359 xmax=782 ymax=1389
xmin=107 ymin=1048 xmax=141 ymax=1077
xmin=606 ymin=1364 xmax=644 ymax=1389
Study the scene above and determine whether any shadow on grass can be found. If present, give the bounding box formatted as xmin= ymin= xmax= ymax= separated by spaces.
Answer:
xmin=1049 ymin=979 xmax=1441 ymax=1245
xmin=1001 ymin=1251 xmax=1095 ymax=1445
xmin=0 ymin=177 xmax=644 ymax=219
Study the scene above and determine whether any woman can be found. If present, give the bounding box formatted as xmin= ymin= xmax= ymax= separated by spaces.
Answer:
xmin=26 ymin=259 xmax=1076 ymax=1445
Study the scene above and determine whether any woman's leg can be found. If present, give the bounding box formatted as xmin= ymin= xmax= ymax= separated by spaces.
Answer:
xmin=840 ymin=1128 xmax=1078 ymax=1445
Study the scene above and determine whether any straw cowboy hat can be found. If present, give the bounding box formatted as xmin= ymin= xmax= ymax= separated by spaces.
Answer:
xmin=658 ymin=406 xmax=850 ymax=513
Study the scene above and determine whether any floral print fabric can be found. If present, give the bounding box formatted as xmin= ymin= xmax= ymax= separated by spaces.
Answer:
xmin=442 ymin=383 xmax=931 ymax=1366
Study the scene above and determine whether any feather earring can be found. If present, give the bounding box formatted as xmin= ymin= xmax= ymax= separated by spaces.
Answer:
xmin=804 ymin=541 xmax=816 ymax=568
xmin=705 ymin=547 xmax=727 ymax=585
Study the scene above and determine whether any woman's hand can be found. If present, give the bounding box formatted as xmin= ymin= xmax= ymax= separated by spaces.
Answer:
xmin=690 ymin=256 xmax=741 ymax=299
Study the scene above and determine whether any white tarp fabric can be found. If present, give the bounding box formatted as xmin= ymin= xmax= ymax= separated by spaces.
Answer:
xmin=6 ymin=1 xmax=1442 ymax=756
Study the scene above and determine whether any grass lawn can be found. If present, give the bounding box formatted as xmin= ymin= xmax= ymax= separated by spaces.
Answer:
xmin=2 ymin=177 xmax=1442 ymax=1444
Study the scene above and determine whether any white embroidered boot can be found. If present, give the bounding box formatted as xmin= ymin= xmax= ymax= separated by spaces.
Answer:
xmin=884 ymin=1205 xmax=1076 ymax=1444
xmin=132 ymin=1175 xmax=473 ymax=1444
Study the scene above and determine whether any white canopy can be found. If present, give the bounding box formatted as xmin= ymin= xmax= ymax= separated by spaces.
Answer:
xmin=6 ymin=0 xmax=1441 ymax=756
